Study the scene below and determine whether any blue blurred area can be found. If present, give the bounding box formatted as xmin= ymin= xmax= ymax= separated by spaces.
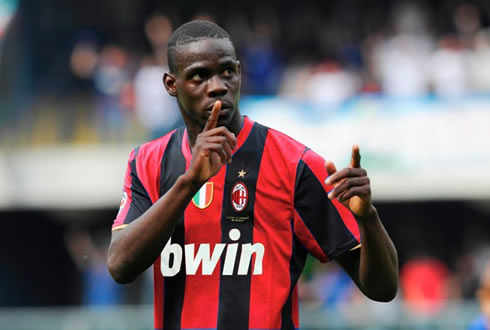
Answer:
xmin=2 ymin=0 xmax=490 ymax=145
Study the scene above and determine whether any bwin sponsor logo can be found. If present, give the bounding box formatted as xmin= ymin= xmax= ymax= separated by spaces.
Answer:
xmin=160 ymin=228 xmax=264 ymax=277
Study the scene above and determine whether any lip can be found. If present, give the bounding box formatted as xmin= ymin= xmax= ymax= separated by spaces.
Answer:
xmin=205 ymin=107 xmax=231 ymax=120
xmin=205 ymin=100 xmax=232 ymax=112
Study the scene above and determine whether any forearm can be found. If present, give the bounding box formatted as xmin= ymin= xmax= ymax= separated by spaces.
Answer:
xmin=108 ymin=173 xmax=201 ymax=283
xmin=356 ymin=207 xmax=399 ymax=301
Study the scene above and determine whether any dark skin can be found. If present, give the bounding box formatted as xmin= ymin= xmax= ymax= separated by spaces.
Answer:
xmin=107 ymin=38 xmax=398 ymax=302
xmin=326 ymin=145 xmax=398 ymax=301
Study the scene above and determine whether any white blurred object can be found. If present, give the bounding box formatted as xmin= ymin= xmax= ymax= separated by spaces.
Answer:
xmin=469 ymin=29 xmax=490 ymax=93
xmin=133 ymin=65 xmax=180 ymax=134
xmin=374 ymin=34 xmax=433 ymax=97
xmin=304 ymin=64 xmax=360 ymax=106
xmin=429 ymin=36 xmax=470 ymax=98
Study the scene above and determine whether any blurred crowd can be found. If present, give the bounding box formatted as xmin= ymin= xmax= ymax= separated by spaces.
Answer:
xmin=299 ymin=247 xmax=490 ymax=326
xmin=1 ymin=1 xmax=490 ymax=145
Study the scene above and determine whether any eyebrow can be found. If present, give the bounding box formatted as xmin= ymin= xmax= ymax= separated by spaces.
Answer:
xmin=182 ymin=57 xmax=237 ymax=73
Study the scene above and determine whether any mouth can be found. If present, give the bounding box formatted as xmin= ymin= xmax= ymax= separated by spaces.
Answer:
xmin=206 ymin=100 xmax=232 ymax=112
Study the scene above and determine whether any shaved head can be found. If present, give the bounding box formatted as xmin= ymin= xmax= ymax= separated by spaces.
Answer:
xmin=167 ymin=20 xmax=235 ymax=73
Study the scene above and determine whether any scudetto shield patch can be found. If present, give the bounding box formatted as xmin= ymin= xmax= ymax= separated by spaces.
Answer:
xmin=231 ymin=182 xmax=248 ymax=212
xmin=192 ymin=182 xmax=214 ymax=209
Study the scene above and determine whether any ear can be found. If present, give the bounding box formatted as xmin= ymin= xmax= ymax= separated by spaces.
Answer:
xmin=163 ymin=73 xmax=177 ymax=96
xmin=236 ymin=60 xmax=241 ymax=75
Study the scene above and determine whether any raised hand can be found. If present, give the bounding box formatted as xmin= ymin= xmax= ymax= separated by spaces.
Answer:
xmin=324 ymin=145 xmax=374 ymax=217
xmin=187 ymin=101 xmax=237 ymax=184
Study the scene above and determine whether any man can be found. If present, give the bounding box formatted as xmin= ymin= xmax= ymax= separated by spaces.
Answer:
xmin=108 ymin=20 xmax=398 ymax=330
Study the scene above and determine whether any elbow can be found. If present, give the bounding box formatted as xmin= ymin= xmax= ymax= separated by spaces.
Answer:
xmin=369 ymin=286 xmax=398 ymax=303
xmin=365 ymin=277 xmax=399 ymax=302
xmin=107 ymin=253 xmax=137 ymax=284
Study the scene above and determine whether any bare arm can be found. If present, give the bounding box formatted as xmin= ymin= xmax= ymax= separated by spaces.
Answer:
xmin=107 ymin=101 xmax=236 ymax=283
xmin=324 ymin=145 xmax=398 ymax=302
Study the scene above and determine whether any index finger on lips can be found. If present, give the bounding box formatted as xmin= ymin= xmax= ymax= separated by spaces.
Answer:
xmin=203 ymin=100 xmax=221 ymax=132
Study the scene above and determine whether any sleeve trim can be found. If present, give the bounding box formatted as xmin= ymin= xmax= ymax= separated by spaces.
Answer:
xmin=349 ymin=244 xmax=361 ymax=251
xmin=112 ymin=224 xmax=129 ymax=231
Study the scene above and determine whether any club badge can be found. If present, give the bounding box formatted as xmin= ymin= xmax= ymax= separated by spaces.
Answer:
xmin=192 ymin=182 xmax=214 ymax=209
xmin=231 ymin=182 xmax=248 ymax=212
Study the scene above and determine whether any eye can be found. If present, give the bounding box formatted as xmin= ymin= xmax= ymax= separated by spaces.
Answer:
xmin=191 ymin=73 xmax=203 ymax=82
xmin=188 ymin=69 xmax=209 ymax=82
xmin=222 ymin=68 xmax=234 ymax=78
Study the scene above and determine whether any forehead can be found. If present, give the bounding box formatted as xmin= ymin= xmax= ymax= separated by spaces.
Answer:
xmin=175 ymin=38 xmax=236 ymax=73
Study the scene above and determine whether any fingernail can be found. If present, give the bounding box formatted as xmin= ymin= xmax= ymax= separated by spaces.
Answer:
xmin=328 ymin=192 xmax=333 ymax=199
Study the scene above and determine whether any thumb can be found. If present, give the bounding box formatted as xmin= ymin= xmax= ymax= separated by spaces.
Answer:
xmin=325 ymin=160 xmax=337 ymax=177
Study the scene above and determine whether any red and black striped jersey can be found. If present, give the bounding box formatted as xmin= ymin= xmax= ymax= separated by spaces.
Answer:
xmin=113 ymin=116 xmax=361 ymax=330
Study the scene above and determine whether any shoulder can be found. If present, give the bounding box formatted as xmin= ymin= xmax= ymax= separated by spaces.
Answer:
xmin=127 ymin=127 xmax=184 ymax=174
xmin=254 ymin=121 xmax=307 ymax=159
xmin=132 ymin=127 xmax=183 ymax=159
xmin=251 ymin=120 xmax=327 ymax=183
xmin=254 ymin=119 xmax=325 ymax=166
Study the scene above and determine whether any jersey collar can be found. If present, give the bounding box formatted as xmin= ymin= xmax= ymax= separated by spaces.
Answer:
xmin=181 ymin=116 xmax=254 ymax=166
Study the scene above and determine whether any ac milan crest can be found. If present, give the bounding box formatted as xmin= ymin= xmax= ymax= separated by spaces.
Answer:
xmin=231 ymin=182 xmax=248 ymax=212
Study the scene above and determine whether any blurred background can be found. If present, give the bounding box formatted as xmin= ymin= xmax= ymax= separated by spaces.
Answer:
xmin=1 ymin=0 xmax=490 ymax=329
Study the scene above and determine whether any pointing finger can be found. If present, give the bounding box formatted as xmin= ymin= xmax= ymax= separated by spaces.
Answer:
xmin=350 ymin=144 xmax=361 ymax=168
xmin=203 ymin=100 xmax=221 ymax=132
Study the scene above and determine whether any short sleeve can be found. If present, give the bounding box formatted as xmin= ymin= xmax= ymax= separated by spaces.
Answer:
xmin=112 ymin=148 xmax=153 ymax=230
xmin=293 ymin=149 xmax=361 ymax=262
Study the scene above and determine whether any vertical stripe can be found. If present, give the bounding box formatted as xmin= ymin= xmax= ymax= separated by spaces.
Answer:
xmin=205 ymin=184 xmax=213 ymax=205
xmin=301 ymin=149 xmax=361 ymax=242
xmin=116 ymin=132 xmax=175 ymax=229
xmin=159 ymin=127 xmax=187 ymax=330
xmin=153 ymin=256 xmax=164 ymax=330
xmin=181 ymin=170 xmax=225 ymax=329
xmin=113 ymin=149 xmax=137 ymax=228
xmin=293 ymin=209 xmax=329 ymax=262
xmin=192 ymin=191 xmax=200 ymax=206
xmin=217 ymin=123 xmax=268 ymax=330
xmin=122 ymin=147 xmax=154 ymax=224
xmin=291 ymin=283 xmax=299 ymax=327
xmin=295 ymin=158 xmax=360 ymax=260
xmin=137 ymin=132 xmax=176 ymax=204
xmin=199 ymin=185 xmax=207 ymax=208
xmin=281 ymin=220 xmax=307 ymax=330
xmin=249 ymin=127 xmax=307 ymax=329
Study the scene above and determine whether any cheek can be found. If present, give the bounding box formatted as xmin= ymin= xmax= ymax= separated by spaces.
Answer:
xmin=229 ymin=77 xmax=241 ymax=93
xmin=178 ymin=86 xmax=202 ymax=105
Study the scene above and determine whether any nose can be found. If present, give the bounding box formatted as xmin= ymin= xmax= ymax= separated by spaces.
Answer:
xmin=207 ymin=75 xmax=227 ymax=98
